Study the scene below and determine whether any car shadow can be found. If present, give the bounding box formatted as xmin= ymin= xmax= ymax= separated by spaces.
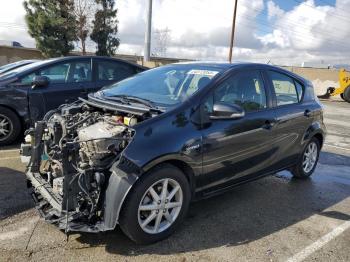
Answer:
xmin=0 ymin=167 xmax=34 ymax=219
xmin=75 ymin=151 xmax=350 ymax=256
xmin=0 ymin=141 xmax=21 ymax=151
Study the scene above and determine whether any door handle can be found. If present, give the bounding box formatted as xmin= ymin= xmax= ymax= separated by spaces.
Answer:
xmin=304 ymin=109 xmax=311 ymax=117
xmin=262 ymin=120 xmax=275 ymax=130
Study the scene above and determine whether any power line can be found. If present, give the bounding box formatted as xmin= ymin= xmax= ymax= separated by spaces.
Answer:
xmin=233 ymin=4 xmax=350 ymax=50
xmin=292 ymin=0 xmax=350 ymax=23
xmin=238 ymin=2 xmax=350 ymax=37
xmin=235 ymin=15 xmax=350 ymax=50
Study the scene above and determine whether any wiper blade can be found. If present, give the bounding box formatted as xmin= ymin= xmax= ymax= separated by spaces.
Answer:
xmin=122 ymin=95 xmax=155 ymax=108
xmin=107 ymin=95 xmax=156 ymax=109
xmin=103 ymin=96 xmax=128 ymax=105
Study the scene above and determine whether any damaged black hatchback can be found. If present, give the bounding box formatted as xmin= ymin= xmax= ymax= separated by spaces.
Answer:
xmin=21 ymin=62 xmax=326 ymax=244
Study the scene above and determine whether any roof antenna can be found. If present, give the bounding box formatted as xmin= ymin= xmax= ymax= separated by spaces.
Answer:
xmin=266 ymin=60 xmax=271 ymax=64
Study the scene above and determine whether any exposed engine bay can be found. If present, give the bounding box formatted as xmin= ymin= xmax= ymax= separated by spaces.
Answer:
xmin=21 ymin=101 xmax=149 ymax=233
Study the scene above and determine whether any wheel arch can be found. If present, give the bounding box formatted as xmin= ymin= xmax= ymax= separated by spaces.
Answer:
xmin=313 ymin=132 xmax=324 ymax=148
xmin=104 ymin=156 xmax=197 ymax=230
xmin=303 ymin=121 xmax=326 ymax=149
xmin=153 ymin=159 xmax=196 ymax=195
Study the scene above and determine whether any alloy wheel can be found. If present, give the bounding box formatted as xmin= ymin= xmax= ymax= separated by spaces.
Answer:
xmin=0 ymin=114 xmax=12 ymax=141
xmin=138 ymin=178 xmax=183 ymax=234
xmin=302 ymin=142 xmax=318 ymax=173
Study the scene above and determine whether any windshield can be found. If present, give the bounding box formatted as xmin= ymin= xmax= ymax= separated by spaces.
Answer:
xmin=0 ymin=59 xmax=53 ymax=80
xmin=101 ymin=64 xmax=224 ymax=106
xmin=0 ymin=61 xmax=30 ymax=73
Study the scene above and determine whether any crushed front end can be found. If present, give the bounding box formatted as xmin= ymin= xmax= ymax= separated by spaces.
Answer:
xmin=21 ymin=102 xmax=138 ymax=233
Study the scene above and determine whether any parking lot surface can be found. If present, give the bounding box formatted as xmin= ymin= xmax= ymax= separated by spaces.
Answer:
xmin=0 ymin=99 xmax=349 ymax=262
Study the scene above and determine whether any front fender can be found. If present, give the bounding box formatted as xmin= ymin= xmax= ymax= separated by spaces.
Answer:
xmin=103 ymin=160 xmax=139 ymax=230
xmin=103 ymin=151 xmax=201 ymax=229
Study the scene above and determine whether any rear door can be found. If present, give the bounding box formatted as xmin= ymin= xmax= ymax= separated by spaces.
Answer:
xmin=24 ymin=58 xmax=94 ymax=121
xmin=94 ymin=58 xmax=140 ymax=90
xmin=264 ymin=69 xmax=313 ymax=169
xmin=198 ymin=69 xmax=277 ymax=194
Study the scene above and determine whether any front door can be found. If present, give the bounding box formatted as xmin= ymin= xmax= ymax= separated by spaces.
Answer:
xmin=197 ymin=69 xmax=277 ymax=194
xmin=25 ymin=59 xmax=94 ymax=121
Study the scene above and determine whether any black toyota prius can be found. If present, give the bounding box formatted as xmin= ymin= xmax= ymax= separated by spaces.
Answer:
xmin=0 ymin=56 xmax=146 ymax=145
xmin=21 ymin=62 xmax=326 ymax=244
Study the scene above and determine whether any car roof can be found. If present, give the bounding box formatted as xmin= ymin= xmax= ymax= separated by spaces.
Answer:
xmin=174 ymin=61 xmax=308 ymax=83
xmin=175 ymin=61 xmax=278 ymax=69
xmin=43 ymin=56 xmax=147 ymax=69
xmin=0 ymin=56 xmax=147 ymax=79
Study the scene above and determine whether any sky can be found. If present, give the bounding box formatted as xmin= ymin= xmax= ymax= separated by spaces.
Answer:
xmin=0 ymin=0 xmax=349 ymax=66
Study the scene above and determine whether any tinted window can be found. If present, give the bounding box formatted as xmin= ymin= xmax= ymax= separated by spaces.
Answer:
xmin=209 ymin=70 xmax=267 ymax=113
xmin=39 ymin=63 xmax=70 ymax=83
xmin=97 ymin=61 xmax=135 ymax=82
xmin=70 ymin=61 xmax=92 ymax=83
xmin=20 ymin=60 xmax=92 ymax=84
xmin=268 ymin=71 xmax=299 ymax=106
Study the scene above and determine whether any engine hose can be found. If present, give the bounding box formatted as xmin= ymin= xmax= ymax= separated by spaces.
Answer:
xmin=66 ymin=114 xmax=93 ymax=130
xmin=77 ymin=173 xmax=95 ymax=214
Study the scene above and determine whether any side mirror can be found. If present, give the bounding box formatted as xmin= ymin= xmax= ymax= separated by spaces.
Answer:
xmin=32 ymin=76 xmax=49 ymax=89
xmin=210 ymin=102 xmax=245 ymax=120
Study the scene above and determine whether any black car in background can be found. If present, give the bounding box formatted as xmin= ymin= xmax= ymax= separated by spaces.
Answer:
xmin=21 ymin=62 xmax=326 ymax=244
xmin=0 ymin=60 xmax=38 ymax=75
xmin=0 ymin=56 xmax=146 ymax=145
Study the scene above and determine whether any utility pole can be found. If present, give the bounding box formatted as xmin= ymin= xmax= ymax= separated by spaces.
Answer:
xmin=144 ymin=0 xmax=153 ymax=62
xmin=228 ymin=0 xmax=238 ymax=63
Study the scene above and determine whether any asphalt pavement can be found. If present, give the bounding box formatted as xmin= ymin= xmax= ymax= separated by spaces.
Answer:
xmin=0 ymin=98 xmax=349 ymax=262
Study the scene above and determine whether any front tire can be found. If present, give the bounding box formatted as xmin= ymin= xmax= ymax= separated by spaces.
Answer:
xmin=0 ymin=107 xmax=21 ymax=146
xmin=292 ymin=137 xmax=320 ymax=179
xmin=119 ymin=164 xmax=191 ymax=244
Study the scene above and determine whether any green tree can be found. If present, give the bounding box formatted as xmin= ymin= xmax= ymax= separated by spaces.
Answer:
xmin=24 ymin=0 xmax=77 ymax=58
xmin=90 ymin=0 xmax=120 ymax=56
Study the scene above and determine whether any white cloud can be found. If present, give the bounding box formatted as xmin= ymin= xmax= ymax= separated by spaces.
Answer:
xmin=0 ymin=0 xmax=34 ymax=47
xmin=0 ymin=0 xmax=350 ymax=65
xmin=267 ymin=0 xmax=284 ymax=20
xmin=259 ymin=0 xmax=350 ymax=64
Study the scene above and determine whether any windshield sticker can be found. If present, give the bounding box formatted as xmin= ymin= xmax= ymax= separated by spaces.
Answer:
xmin=187 ymin=70 xmax=219 ymax=77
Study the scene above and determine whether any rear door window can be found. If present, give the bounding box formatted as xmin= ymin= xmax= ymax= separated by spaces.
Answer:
xmin=70 ymin=61 xmax=92 ymax=83
xmin=97 ymin=60 xmax=136 ymax=82
xmin=268 ymin=71 xmax=300 ymax=106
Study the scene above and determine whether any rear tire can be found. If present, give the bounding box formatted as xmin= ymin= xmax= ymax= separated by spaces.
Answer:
xmin=0 ymin=107 xmax=21 ymax=146
xmin=291 ymin=137 xmax=320 ymax=179
xmin=343 ymin=86 xmax=350 ymax=103
xmin=340 ymin=93 xmax=345 ymax=101
xmin=119 ymin=164 xmax=191 ymax=244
